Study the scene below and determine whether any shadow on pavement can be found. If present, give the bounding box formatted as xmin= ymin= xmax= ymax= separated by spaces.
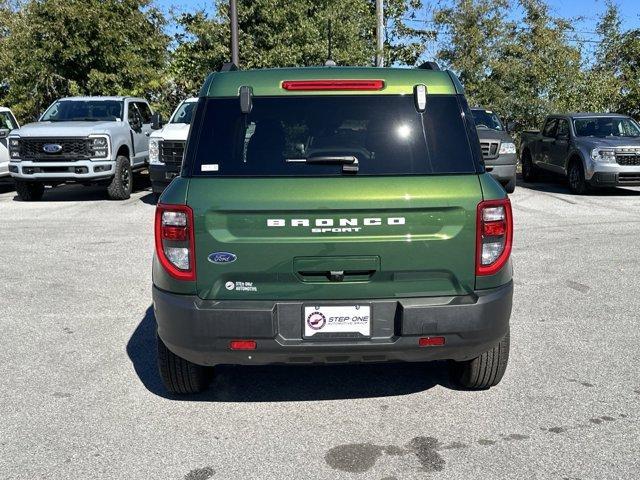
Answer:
xmin=516 ymin=173 xmax=640 ymax=197
xmin=127 ymin=306 xmax=450 ymax=402
xmin=10 ymin=174 xmax=152 ymax=202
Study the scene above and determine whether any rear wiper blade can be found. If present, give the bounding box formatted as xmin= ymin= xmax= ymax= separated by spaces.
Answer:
xmin=286 ymin=155 xmax=359 ymax=173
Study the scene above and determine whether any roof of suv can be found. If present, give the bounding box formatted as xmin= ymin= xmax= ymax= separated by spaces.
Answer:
xmin=201 ymin=67 xmax=460 ymax=97
xmin=57 ymin=96 xmax=147 ymax=102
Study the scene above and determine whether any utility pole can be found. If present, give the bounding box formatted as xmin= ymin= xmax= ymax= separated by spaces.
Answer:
xmin=375 ymin=0 xmax=384 ymax=67
xmin=230 ymin=0 xmax=239 ymax=66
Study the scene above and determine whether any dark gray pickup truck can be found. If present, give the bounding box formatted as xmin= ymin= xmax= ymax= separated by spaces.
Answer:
xmin=470 ymin=108 xmax=517 ymax=193
xmin=520 ymin=113 xmax=640 ymax=194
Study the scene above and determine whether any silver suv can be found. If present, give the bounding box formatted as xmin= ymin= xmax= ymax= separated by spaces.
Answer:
xmin=8 ymin=96 xmax=158 ymax=200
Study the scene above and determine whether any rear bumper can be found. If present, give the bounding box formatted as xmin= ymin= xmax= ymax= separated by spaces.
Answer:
xmin=153 ymin=282 xmax=513 ymax=366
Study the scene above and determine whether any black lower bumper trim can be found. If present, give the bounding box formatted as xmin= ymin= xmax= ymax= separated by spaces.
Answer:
xmin=153 ymin=282 xmax=513 ymax=366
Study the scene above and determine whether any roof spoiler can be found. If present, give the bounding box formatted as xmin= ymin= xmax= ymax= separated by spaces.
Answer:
xmin=417 ymin=61 xmax=441 ymax=71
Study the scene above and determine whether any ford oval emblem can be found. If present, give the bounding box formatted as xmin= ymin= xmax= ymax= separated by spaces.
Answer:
xmin=207 ymin=252 xmax=237 ymax=264
xmin=43 ymin=143 xmax=63 ymax=154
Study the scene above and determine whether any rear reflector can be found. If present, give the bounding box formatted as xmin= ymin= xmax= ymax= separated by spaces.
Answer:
xmin=229 ymin=340 xmax=257 ymax=351
xmin=419 ymin=336 xmax=445 ymax=347
xmin=282 ymin=79 xmax=385 ymax=91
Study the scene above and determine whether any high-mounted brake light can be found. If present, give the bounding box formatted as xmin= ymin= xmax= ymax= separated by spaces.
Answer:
xmin=282 ymin=79 xmax=385 ymax=91
xmin=155 ymin=204 xmax=196 ymax=281
xmin=476 ymin=198 xmax=513 ymax=276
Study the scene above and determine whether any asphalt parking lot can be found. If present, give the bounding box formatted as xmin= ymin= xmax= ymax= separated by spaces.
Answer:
xmin=1 ymin=177 xmax=639 ymax=480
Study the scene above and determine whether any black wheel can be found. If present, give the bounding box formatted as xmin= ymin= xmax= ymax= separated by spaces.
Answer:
xmin=107 ymin=155 xmax=133 ymax=200
xmin=568 ymin=160 xmax=589 ymax=195
xmin=504 ymin=176 xmax=516 ymax=194
xmin=15 ymin=180 xmax=44 ymax=201
xmin=521 ymin=151 xmax=537 ymax=182
xmin=157 ymin=334 xmax=213 ymax=394
xmin=451 ymin=329 xmax=510 ymax=390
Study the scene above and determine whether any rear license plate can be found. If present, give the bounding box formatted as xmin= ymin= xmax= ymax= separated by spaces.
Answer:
xmin=303 ymin=305 xmax=371 ymax=338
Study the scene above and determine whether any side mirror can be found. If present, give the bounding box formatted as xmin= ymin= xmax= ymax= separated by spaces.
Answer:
xmin=151 ymin=112 xmax=163 ymax=130
xmin=239 ymin=86 xmax=253 ymax=114
xmin=0 ymin=129 xmax=9 ymax=139
xmin=506 ymin=121 xmax=516 ymax=133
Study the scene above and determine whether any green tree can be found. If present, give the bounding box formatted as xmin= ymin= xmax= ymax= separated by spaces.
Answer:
xmin=0 ymin=0 xmax=169 ymax=122
xmin=168 ymin=0 xmax=431 ymax=98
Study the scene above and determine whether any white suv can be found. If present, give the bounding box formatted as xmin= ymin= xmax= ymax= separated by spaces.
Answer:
xmin=0 ymin=107 xmax=20 ymax=182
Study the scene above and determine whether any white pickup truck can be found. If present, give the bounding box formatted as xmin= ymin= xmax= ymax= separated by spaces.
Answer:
xmin=0 ymin=107 xmax=20 ymax=183
xmin=8 ymin=96 xmax=158 ymax=200
xmin=149 ymin=97 xmax=197 ymax=195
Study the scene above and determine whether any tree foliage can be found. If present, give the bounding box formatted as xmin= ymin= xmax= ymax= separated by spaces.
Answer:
xmin=433 ymin=0 xmax=640 ymax=129
xmin=0 ymin=0 xmax=168 ymax=121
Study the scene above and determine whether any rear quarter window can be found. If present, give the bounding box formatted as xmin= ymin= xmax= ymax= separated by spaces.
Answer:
xmin=185 ymin=95 xmax=479 ymax=177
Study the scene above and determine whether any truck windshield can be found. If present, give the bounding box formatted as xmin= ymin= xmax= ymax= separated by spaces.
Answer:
xmin=41 ymin=100 xmax=124 ymax=122
xmin=170 ymin=102 xmax=197 ymax=124
xmin=0 ymin=111 xmax=17 ymax=130
xmin=574 ymin=117 xmax=640 ymax=138
xmin=471 ymin=109 xmax=504 ymax=131
xmin=188 ymin=95 xmax=477 ymax=176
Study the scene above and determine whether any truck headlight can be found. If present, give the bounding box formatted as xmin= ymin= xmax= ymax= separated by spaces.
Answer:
xmin=499 ymin=142 xmax=516 ymax=155
xmin=9 ymin=137 xmax=20 ymax=161
xmin=591 ymin=148 xmax=616 ymax=164
xmin=88 ymin=135 xmax=110 ymax=159
xmin=149 ymin=138 xmax=163 ymax=165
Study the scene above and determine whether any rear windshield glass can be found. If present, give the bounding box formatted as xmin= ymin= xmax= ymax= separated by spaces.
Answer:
xmin=41 ymin=100 xmax=124 ymax=122
xmin=188 ymin=95 xmax=476 ymax=176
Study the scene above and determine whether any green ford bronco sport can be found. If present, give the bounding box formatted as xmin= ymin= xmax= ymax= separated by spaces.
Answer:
xmin=153 ymin=65 xmax=513 ymax=394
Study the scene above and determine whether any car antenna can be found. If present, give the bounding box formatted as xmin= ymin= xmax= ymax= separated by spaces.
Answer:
xmin=325 ymin=19 xmax=336 ymax=67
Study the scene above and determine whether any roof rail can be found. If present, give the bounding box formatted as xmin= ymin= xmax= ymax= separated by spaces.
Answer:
xmin=417 ymin=61 xmax=441 ymax=71
xmin=220 ymin=62 xmax=239 ymax=72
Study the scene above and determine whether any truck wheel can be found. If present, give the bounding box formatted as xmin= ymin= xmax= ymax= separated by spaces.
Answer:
xmin=568 ymin=161 xmax=589 ymax=195
xmin=521 ymin=151 xmax=537 ymax=182
xmin=504 ymin=176 xmax=516 ymax=194
xmin=157 ymin=335 xmax=213 ymax=394
xmin=450 ymin=329 xmax=510 ymax=390
xmin=107 ymin=155 xmax=133 ymax=200
xmin=15 ymin=181 xmax=45 ymax=201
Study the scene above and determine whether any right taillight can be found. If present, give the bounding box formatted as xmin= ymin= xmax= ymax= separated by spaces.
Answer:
xmin=476 ymin=198 xmax=513 ymax=276
xmin=155 ymin=203 xmax=196 ymax=281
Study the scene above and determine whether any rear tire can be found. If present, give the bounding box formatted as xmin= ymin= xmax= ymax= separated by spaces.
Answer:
xmin=107 ymin=155 xmax=132 ymax=200
xmin=15 ymin=181 xmax=44 ymax=201
xmin=568 ymin=160 xmax=589 ymax=195
xmin=451 ymin=329 xmax=510 ymax=390
xmin=521 ymin=151 xmax=537 ymax=182
xmin=504 ymin=176 xmax=516 ymax=193
xmin=157 ymin=334 xmax=213 ymax=394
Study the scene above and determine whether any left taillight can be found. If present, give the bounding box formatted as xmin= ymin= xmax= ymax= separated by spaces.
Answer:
xmin=155 ymin=203 xmax=196 ymax=281
xmin=476 ymin=198 xmax=513 ymax=276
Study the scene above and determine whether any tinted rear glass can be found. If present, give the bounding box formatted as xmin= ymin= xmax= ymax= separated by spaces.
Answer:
xmin=188 ymin=95 xmax=477 ymax=176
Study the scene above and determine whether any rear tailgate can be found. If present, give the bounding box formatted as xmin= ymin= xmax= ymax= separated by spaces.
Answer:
xmin=189 ymin=175 xmax=481 ymax=301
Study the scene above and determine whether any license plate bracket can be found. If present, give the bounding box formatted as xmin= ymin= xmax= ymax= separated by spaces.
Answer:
xmin=303 ymin=304 xmax=371 ymax=339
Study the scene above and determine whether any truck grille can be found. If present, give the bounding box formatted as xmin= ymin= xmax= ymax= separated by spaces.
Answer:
xmin=480 ymin=140 xmax=500 ymax=160
xmin=19 ymin=138 xmax=90 ymax=161
xmin=160 ymin=140 xmax=185 ymax=176
xmin=615 ymin=153 xmax=640 ymax=166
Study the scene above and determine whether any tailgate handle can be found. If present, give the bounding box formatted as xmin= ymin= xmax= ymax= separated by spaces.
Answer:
xmin=297 ymin=269 xmax=376 ymax=282
xmin=294 ymin=256 xmax=380 ymax=282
